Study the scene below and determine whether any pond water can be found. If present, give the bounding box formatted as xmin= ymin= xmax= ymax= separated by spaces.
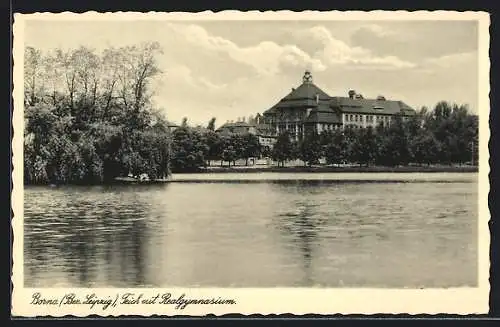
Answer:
xmin=24 ymin=172 xmax=478 ymax=288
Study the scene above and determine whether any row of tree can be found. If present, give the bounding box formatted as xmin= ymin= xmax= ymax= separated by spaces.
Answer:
xmin=168 ymin=101 xmax=478 ymax=172
xmin=24 ymin=43 xmax=172 ymax=184
xmin=271 ymin=102 xmax=479 ymax=167
xmin=23 ymin=44 xmax=479 ymax=183
xmin=169 ymin=119 xmax=262 ymax=172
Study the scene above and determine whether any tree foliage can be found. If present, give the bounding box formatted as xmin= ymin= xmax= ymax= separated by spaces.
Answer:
xmin=268 ymin=102 xmax=478 ymax=168
xmin=24 ymin=44 xmax=479 ymax=183
xmin=24 ymin=43 xmax=171 ymax=184
xmin=272 ymin=132 xmax=294 ymax=167
xmin=299 ymin=132 xmax=322 ymax=166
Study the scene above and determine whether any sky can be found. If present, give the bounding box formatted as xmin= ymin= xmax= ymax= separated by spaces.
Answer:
xmin=24 ymin=18 xmax=479 ymax=127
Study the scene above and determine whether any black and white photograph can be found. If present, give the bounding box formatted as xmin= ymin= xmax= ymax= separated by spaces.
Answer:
xmin=11 ymin=10 xmax=490 ymax=316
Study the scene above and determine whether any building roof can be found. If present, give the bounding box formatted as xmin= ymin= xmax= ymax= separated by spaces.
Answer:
xmin=281 ymin=81 xmax=331 ymax=102
xmin=331 ymin=97 xmax=416 ymax=116
xmin=217 ymin=121 xmax=252 ymax=130
xmin=263 ymin=71 xmax=415 ymax=117
xmin=305 ymin=106 xmax=343 ymax=124
xmin=216 ymin=121 xmax=255 ymax=135
xmin=263 ymin=72 xmax=331 ymax=115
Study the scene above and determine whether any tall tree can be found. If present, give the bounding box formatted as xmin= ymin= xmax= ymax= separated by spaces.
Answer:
xmin=350 ymin=127 xmax=377 ymax=167
xmin=272 ymin=132 xmax=294 ymax=167
xmin=23 ymin=43 xmax=171 ymax=184
xmin=24 ymin=47 xmax=44 ymax=106
xmin=204 ymin=130 xmax=222 ymax=166
xmin=241 ymin=133 xmax=261 ymax=165
xmin=323 ymin=130 xmax=348 ymax=166
xmin=220 ymin=135 xmax=239 ymax=167
xmin=171 ymin=127 xmax=207 ymax=172
xmin=207 ymin=117 xmax=216 ymax=131
xmin=299 ymin=132 xmax=322 ymax=166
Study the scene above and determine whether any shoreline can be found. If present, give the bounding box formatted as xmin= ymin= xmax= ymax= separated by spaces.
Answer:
xmin=176 ymin=165 xmax=478 ymax=174
xmin=24 ymin=166 xmax=478 ymax=186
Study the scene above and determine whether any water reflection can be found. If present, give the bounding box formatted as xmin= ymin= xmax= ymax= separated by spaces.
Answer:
xmin=24 ymin=178 xmax=478 ymax=288
xmin=270 ymin=182 xmax=333 ymax=286
xmin=277 ymin=202 xmax=321 ymax=286
xmin=24 ymin=186 xmax=163 ymax=287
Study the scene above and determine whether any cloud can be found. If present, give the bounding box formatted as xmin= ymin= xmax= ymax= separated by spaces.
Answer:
xmin=423 ymin=51 xmax=477 ymax=69
xmin=357 ymin=24 xmax=397 ymax=38
xmin=22 ymin=20 xmax=480 ymax=125
xmin=165 ymin=65 xmax=228 ymax=91
xmin=164 ymin=23 xmax=416 ymax=78
xmin=297 ymin=26 xmax=416 ymax=70
xmin=350 ymin=22 xmax=479 ymax=63
xmin=166 ymin=23 xmax=326 ymax=76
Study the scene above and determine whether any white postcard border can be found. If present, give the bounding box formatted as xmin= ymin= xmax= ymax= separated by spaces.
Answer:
xmin=11 ymin=10 xmax=491 ymax=316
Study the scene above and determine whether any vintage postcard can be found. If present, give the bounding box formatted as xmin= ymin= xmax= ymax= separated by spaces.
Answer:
xmin=11 ymin=10 xmax=490 ymax=316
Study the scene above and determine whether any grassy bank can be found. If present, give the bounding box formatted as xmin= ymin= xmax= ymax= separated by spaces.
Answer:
xmin=27 ymin=165 xmax=477 ymax=186
xmin=178 ymin=165 xmax=478 ymax=174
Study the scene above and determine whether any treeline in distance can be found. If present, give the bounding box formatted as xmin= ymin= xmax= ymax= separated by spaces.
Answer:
xmin=23 ymin=44 xmax=479 ymax=184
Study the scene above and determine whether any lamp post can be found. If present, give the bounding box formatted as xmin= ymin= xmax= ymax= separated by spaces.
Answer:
xmin=469 ymin=139 xmax=478 ymax=166
xmin=471 ymin=141 xmax=475 ymax=166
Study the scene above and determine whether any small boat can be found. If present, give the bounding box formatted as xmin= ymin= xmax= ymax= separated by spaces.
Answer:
xmin=114 ymin=173 xmax=171 ymax=185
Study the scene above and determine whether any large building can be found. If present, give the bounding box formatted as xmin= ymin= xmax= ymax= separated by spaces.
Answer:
xmin=262 ymin=71 xmax=416 ymax=140
xmin=216 ymin=120 xmax=277 ymax=151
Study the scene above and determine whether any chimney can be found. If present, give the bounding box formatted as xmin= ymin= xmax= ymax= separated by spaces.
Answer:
xmin=377 ymin=95 xmax=386 ymax=101
xmin=348 ymin=90 xmax=356 ymax=99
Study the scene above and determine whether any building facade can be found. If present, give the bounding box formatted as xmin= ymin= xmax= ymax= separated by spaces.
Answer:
xmin=262 ymin=71 xmax=416 ymax=140
xmin=216 ymin=121 xmax=277 ymax=150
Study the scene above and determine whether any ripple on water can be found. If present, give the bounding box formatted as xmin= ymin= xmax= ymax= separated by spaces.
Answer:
xmin=23 ymin=177 xmax=478 ymax=288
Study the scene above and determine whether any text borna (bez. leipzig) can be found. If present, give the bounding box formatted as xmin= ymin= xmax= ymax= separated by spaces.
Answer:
xmin=30 ymin=292 xmax=237 ymax=310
